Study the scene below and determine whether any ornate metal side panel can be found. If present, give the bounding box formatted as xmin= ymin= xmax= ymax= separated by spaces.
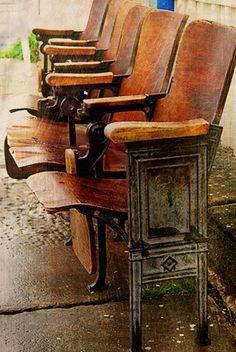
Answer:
xmin=126 ymin=136 xmax=210 ymax=351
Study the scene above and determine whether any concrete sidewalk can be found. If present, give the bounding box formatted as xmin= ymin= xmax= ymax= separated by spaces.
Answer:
xmin=0 ymin=60 xmax=236 ymax=351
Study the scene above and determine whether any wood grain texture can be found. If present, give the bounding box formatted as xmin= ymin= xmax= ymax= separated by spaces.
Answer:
xmin=6 ymin=9 xmax=188 ymax=177
xmin=93 ymin=0 xmax=124 ymax=50
xmin=102 ymin=4 xmax=150 ymax=75
xmin=46 ymin=72 xmax=114 ymax=87
xmin=104 ymin=119 xmax=209 ymax=143
xmin=48 ymin=39 xmax=94 ymax=46
xmin=83 ymin=95 xmax=146 ymax=108
xmin=110 ymin=10 xmax=188 ymax=122
xmin=65 ymin=148 xmax=97 ymax=275
xmin=27 ymin=172 xmax=128 ymax=214
xmin=79 ymin=0 xmax=110 ymax=41
xmin=32 ymin=28 xmax=75 ymax=36
xmin=70 ymin=209 xmax=97 ymax=274
xmin=153 ymin=20 xmax=236 ymax=125
xmin=43 ymin=45 xmax=97 ymax=56
xmin=65 ymin=148 xmax=78 ymax=175
xmin=54 ymin=61 xmax=102 ymax=70
xmin=7 ymin=118 xmax=88 ymax=147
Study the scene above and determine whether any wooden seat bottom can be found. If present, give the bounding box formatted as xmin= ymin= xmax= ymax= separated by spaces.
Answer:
xmin=7 ymin=117 xmax=88 ymax=148
xmin=27 ymin=171 xmax=128 ymax=214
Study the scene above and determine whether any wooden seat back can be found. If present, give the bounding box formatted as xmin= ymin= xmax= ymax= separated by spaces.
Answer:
xmin=153 ymin=20 xmax=236 ymax=125
xmin=103 ymin=9 xmax=188 ymax=171
xmin=92 ymin=0 xmax=124 ymax=50
xmin=102 ymin=2 xmax=148 ymax=67
xmin=104 ymin=20 xmax=235 ymax=173
xmin=80 ymin=0 xmax=111 ymax=41
xmin=112 ymin=9 xmax=188 ymax=122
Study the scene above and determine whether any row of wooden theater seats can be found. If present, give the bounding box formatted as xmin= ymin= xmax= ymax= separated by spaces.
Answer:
xmin=25 ymin=18 xmax=236 ymax=352
xmin=5 ymin=7 xmax=188 ymax=179
xmin=5 ymin=5 xmax=236 ymax=279
xmin=33 ymin=0 xmax=125 ymax=96
xmin=4 ymin=4 xmax=236 ymax=351
xmin=10 ymin=0 xmax=137 ymax=110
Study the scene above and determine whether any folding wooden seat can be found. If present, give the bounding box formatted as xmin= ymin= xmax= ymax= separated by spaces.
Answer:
xmin=27 ymin=19 xmax=236 ymax=352
xmin=6 ymin=9 xmax=188 ymax=179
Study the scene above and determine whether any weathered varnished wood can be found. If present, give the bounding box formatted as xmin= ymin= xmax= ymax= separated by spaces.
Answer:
xmin=8 ymin=3 xmax=148 ymax=119
xmin=33 ymin=0 xmax=110 ymax=85
xmin=5 ymin=0 xmax=146 ymax=163
xmin=46 ymin=72 xmax=114 ymax=87
xmin=6 ymin=9 xmax=187 ymax=178
xmin=70 ymin=209 xmax=97 ymax=274
xmin=7 ymin=119 xmax=88 ymax=147
xmin=32 ymin=28 xmax=77 ymax=37
xmin=48 ymin=39 xmax=97 ymax=46
xmin=42 ymin=10 xmax=188 ymax=171
xmin=65 ymin=149 xmax=97 ymax=275
xmin=27 ymin=172 xmax=128 ymax=214
xmin=104 ymin=119 xmax=209 ymax=143
xmin=25 ymin=19 xmax=236 ymax=352
xmin=44 ymin=0 xmax=124 ymax=61
xmin=54 ymin=61 xmax=106 ymax=71
xmin=43 ymin=45 xmax=97 ymax=56
xmin=152 ymin=20 xmax=236 ymax=125
xmin=83 ymin=95 xmax=147 ymax=108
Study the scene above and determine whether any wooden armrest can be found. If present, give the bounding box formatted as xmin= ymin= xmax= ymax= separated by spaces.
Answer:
xmin=104 ymin=119 xmax=209 ymax=144
xmin=54 ymin=60 xmax=114 ymax=73
xmin=32 ymin=28 xmax=81 ymax=37
xmin=55 ymin=60 xmax=114 ymax=69
xmin=84 ymin=95 xmax=147 ymax=109
xmin=46 ymin=72 xmax=114 ymax=87
xmin=49 ymin=38 xmax=97 ymax=46
xmin=80 ymin=93 xmax=165 ymax=119
xmin=54 ymin=61 xmax=104 ymax=70
xmin=43 ymin=45 xmax=96 ymax=56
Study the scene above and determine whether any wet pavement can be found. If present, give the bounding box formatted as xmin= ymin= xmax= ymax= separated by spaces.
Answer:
xmin=0 ymin=60 xmax=236 ymax=351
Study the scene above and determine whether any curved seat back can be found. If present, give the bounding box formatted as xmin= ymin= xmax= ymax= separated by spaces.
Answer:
xmin=153 ymin=20 xmax=236 ymax=125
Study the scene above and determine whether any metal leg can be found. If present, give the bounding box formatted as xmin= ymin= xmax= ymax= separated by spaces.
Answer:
xmin=87 ymin=220 xmax=108 ymax=292
xmin=196 ymin=251 xmax=211 ymax=346
xmin=129 ymin=257 xmax=144 ymax=352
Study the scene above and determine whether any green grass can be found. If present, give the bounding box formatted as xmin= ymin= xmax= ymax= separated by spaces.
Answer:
xmin=0 ymin=32 xmax=39 ymax=63
xmin=28 ymin=32 xmax=39 ymax=62
xmin=142 ymin=278 xmax=196 ymax=299
xmin=0 ymin=37 xmax=23 ymax=60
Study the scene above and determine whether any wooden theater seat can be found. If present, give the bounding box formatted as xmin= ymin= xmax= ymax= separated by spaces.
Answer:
xmin=6 ymin=9 xmax=188 ymax=178
xmin=27 ymin=19 xmax=236 ymax=352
